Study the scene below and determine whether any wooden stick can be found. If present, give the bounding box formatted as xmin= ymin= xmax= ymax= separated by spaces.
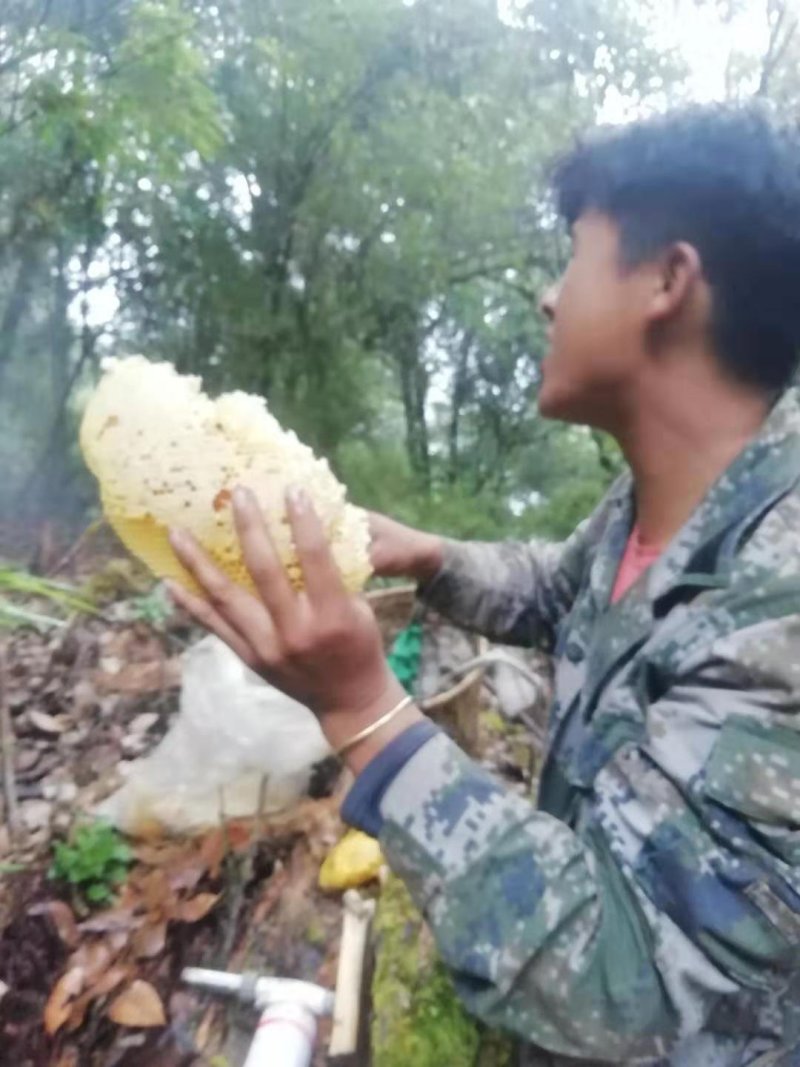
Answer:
xmin=329 ymin=889 xmax=376 ymax=1057
xmin=0 ymin=639 xmax=20 ymax=843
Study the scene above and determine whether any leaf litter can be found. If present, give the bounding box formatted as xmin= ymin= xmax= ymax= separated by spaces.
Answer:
xmin=0 ymin=581 xmax=352 ymax=1066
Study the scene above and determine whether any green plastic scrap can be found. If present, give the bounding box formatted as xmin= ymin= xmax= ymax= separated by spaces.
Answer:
xmin=387 ymin=621 xmax=423 ymax=696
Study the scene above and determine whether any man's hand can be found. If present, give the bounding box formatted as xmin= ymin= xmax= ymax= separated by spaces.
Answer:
xmin=166 ymin=486 xmax=405 ymax=737
xmin=368 ymin=511 xmax=444 ymax=583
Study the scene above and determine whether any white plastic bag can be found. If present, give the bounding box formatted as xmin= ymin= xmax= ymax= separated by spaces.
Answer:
xmin=98 ymin=636 xmax=332 ymax=836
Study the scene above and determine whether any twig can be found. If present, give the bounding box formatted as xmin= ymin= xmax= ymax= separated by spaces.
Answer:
xmin=219 ymin=775 xmax=269 ymax=964
xmin=46 ymin=518 xmax=104 ymax=578
xmin=0 ymin=639 xmax=20 ymax=843
xmin=239 ymin=775 xmax=269 ymax=899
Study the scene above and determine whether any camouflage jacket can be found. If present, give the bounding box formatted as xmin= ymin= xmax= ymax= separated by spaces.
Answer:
xmin=373 ymin=391 xmax=800 ymax=1066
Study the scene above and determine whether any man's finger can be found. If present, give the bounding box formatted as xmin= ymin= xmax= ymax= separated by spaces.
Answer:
xmin=168 ymin=527 xmax=273 ymax=641
xmin=164 ymin=579 xmax=261 ymax=671
xmin=232 ymin=487 xmax=297 ymax=628
xmin=285 ymin=486 xmax=345 ymax=606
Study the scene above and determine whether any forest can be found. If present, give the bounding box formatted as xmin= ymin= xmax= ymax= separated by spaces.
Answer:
xmin=2 ymin=0 xmax=794 ymax=554
xmin=1 ymin=3 xmax=800 ymax=1065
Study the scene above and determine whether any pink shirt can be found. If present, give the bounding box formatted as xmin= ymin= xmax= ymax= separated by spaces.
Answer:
xmin=611 ymin=525 xmax=663 ymax=604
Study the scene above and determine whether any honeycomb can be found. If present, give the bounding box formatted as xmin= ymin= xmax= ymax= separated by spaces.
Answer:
xmin=80 ymin=357 xmax=373 ymax=595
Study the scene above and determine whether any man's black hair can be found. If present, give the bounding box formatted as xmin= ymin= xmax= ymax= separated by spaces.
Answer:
xmin=551 ymin=105 xmax=800 ymax=393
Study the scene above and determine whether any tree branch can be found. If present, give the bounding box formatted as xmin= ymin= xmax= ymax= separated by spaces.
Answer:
xmin=756 ymin=0 xmax=798 ymax=97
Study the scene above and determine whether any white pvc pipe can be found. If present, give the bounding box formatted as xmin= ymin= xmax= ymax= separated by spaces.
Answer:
xmin=181 ymin=967 xmax=333 ymax=1017
xmin=243 ymin=1001 xmax=318 ymax=1067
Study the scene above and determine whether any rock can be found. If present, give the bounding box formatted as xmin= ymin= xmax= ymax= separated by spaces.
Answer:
xmin=19 ymin=799 xmax=53 ymax=832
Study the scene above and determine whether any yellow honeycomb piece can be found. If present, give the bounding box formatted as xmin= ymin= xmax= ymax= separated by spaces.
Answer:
xmin=319 ymin=829 xmax=385 ymax=891
xmin=80 ymin=357 xmax=373 ymax=595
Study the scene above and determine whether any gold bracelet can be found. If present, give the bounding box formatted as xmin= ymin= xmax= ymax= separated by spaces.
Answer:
xmin=335 ymin=694 xmax=414 ymax=758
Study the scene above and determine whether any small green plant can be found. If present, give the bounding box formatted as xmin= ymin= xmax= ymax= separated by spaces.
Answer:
xmin=130 ymin=586 xmax=172 ymax=629
xmin=49 ymin=821 xmax=133 ymax=906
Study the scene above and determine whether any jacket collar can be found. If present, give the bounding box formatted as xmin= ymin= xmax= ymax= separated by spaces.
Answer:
xmin=587 ymin=388 xmax=800 ymax=613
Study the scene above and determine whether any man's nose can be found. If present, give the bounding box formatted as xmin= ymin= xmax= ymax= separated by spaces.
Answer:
xmin=539 ymin=281 xmax=560 ymax=323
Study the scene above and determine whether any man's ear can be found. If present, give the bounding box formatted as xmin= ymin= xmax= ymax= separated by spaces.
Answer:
xmin=648 ymin=241 xmax=703 ymax=323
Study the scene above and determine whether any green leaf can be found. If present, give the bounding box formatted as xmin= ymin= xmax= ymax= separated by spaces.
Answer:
xmin=86 ymin=882 xmax=112 ymax=904
xmin=48 ymin=820 xmax=132 ymax=908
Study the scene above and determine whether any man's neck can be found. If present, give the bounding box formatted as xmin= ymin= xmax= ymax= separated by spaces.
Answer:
xmin=613 ymin=365 xmax=772 ymax=548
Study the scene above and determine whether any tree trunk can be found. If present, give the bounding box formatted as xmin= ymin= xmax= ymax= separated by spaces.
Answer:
xmin=447 ymin=330 xmax=473 ymax=485
xmin=397 ymin=340 xmax=431 ymax=494
xmin=0 ymin=248 xmax=39 ymax=388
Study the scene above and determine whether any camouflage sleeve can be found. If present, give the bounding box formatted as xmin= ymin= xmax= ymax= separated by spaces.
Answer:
xmin=377 ymin=615 xmax=800 ymax=1062
xmin=417 ymin=520 xmax=592 ymax=648
xmin=377 ymin=732 xmax=677 ymax=1062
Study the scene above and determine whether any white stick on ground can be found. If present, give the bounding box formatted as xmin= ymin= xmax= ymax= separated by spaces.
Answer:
xmin=329 ymin=889 xmax=376 ymax=1057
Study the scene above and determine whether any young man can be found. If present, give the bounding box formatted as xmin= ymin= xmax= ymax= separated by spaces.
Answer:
xmin=168 ymin=106 xmax=800 ymax=1065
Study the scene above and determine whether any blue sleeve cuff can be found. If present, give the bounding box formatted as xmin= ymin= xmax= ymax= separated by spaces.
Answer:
xmin=340 ymin=720 xmax=441 ymax=837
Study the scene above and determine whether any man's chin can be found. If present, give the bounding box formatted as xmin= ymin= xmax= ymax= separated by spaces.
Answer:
xmin=540 ymin=383 xmax=619 ymax=431
xmin=538 ymin=380 xmax=573 ymax=422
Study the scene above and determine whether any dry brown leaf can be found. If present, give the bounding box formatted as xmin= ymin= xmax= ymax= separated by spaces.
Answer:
xmin=107 ymin=928 xmax=131 ymax=954
xmin=131 ymin=920 xmax=167 ymax=959
xmin=114 ymin=882 xmax=141 ymax=910
xmin=174 ymin=892 xmax=220 ymax=924
xmin=64 ymin=994 xmax=91 ymax=1035
xmin=165 ymin=856 xmax=205 ymax=893
xmin=15 ymin=747 xmax=41 ymax=774
xmin=29 ymin=900 xmax=79 ymax=948
xmin=107 ymin=979 xmax=166 ymax=1028
xmin=65 ymin=963 xmax=133 ymax=1033
xmin=103 ymin=627 xmax=164 ymax=663
xmin=69 ymin=938 xmax=115 ymax=984
xmin=28 ymin=709 xmax=69 ymax=735
xmin=133 ymin=843 xmax=185 ymax=867
xmin=89 ymin=962 xmax=132 ymax=999
xmin=136 ymin=868 xmax=177 ymax=917
xmin=53 ymin=1047 xmax=80 ymax=1067
xmin=79 ymin=906 xmax=142 ymax=935
xmin=93 ymin=658 xmax=181 ymax=695
xmin=44 ymin=966 xmax=85 ymax=1035
xmin=71 ymin=677 xmax=99 ymax=716
xmin=198 ymin=828 xmax=226 ymax=879
xmin=264 ymin=796 xmax=340 ymax=839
